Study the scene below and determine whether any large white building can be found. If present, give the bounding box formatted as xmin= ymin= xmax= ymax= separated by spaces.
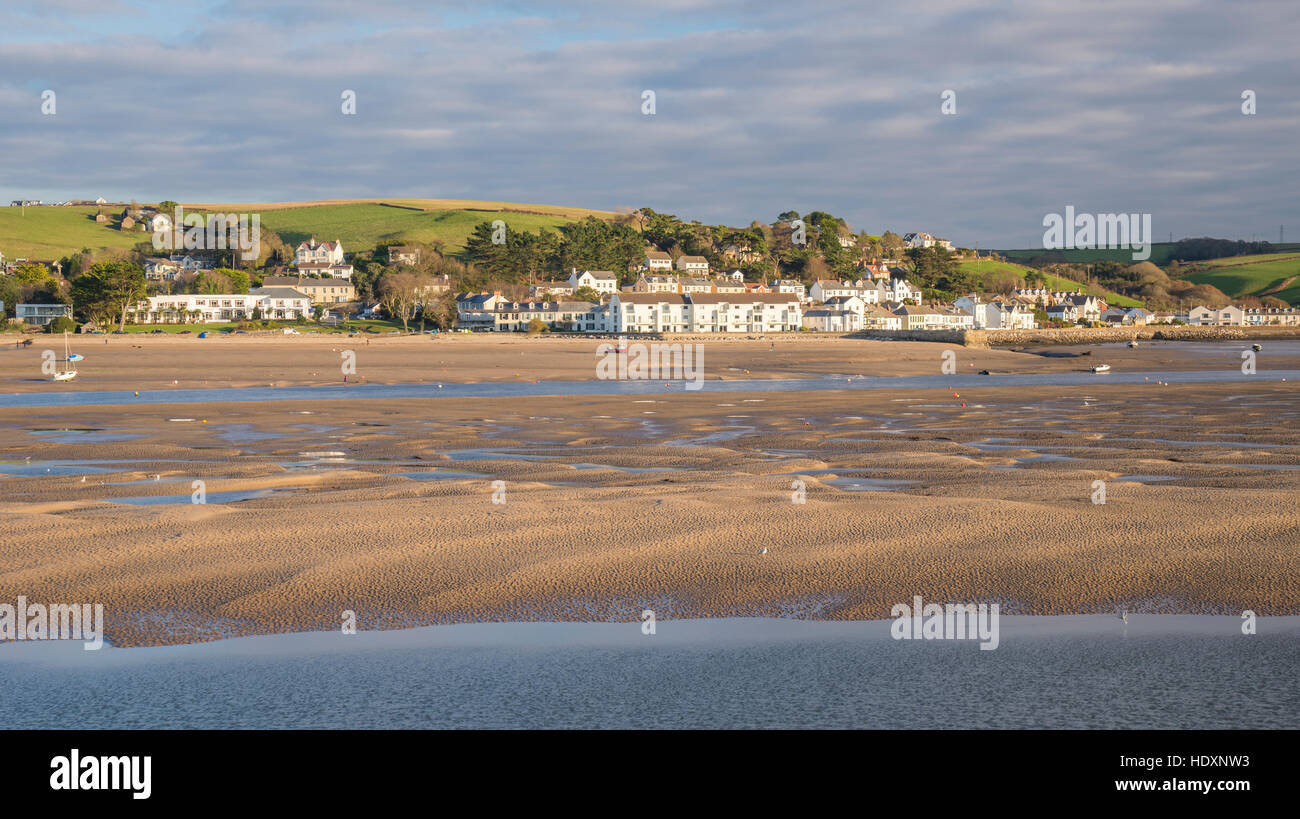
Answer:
xmin=130 ymin=288 xmax=311 ymax=323
xmin=607 ymin=292 xmax=802 ymax=334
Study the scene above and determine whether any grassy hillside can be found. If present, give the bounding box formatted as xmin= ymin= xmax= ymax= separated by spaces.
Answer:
xmin=0 ymin=199 xmax=618 ymax=261
xmin=1180 ymin=254 xmax=1300 ymax=305
xmin=994 ymin=243 xmax=1180 ymax=266
xmin=958 ymin=259 xmax=1143 ymax=307
xmin=248 ymin=203 xmax=598 ymax=254
xmin=0 ymin=206 xmax=146 ymax=259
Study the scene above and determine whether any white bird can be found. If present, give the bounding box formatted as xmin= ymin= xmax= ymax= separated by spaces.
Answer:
xmin=153 ymin=474 xmax=161 ymax=481
xmin=1119 ymin=608 xmax=1128 ymax=624
xmin=80 ymin=476 xmax=86 ymax=483
xmin=759 ymin=547 xmax=768 ymax=556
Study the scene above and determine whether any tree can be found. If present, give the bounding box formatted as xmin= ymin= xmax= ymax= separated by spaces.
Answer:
xmin=13 ymin=262 xmax=53 ymax=286
xmin=46 ymin=316 xmax=77 ymax=334
xmin=70 ymin=261 xmax=146 ymax=331
xmin=196 ymin=267 xmax=250 ymax=294
xmin=526 ymin=317 xmax=548 ymax=335
xmin=377 ymin=271 xmax=425 ymax=331
xmin=573 ymin=286 xmax=600 ymax=303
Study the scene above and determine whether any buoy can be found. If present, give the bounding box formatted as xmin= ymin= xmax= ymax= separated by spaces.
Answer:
xmin=133 ymin=391 xmax=139 ymax=397
xmin=960 ymin=402 xmax=966 ymax=407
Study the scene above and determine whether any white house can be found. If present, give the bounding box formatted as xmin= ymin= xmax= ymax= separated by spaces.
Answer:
xmin=608 ymin=293 xmax=692 ymax=333
xmin=297 ymin=262 xmax=353 ymax=280
xmin=643 ymin=251 xmax=673 ymax=271
xmin=677 ymin=277 xmax=713 ymax=294
xmin=904 ymin=232 xmax=954 ymax=251
xmin=295 ymin=238 xmax=344 ymax=266
xmin=675 ymin=255 xmax=710 ymax=275
xmin=684 ymin=293 xmax=802 ymax=333
xmin=802 ymin=308 xmax=861 ymax=332
xmin=568 ymin=269 xmax=620 ymax=295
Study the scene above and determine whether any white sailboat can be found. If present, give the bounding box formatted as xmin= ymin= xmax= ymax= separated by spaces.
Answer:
xmin=51 ymin=331 xmax=78 ymax=381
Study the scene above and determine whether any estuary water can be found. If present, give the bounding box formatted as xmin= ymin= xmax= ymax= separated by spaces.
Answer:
xmin=1 ymin=616 xmax=1295 ymax=729
xmin=1 ymin=368 xmax=1296 ymax=408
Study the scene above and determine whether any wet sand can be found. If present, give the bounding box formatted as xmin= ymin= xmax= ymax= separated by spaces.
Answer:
xmin=4 ymin=334 xmax=1299 ymax=394
xmin=1 ymin=337 xmax=1297 ymax=646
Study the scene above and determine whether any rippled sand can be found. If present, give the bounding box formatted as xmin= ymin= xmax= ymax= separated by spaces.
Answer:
xmin=1 ymin=338 xmax=1297 ymax=646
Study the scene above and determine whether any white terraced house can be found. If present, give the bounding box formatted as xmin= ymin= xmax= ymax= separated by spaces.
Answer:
xmin=295 ymin=237 xmax=344 ymax=266
xmin=810 ymin=279 xmax=895 ymax=305
xmin=683 ymin=293 xmax=802 ymax=333
xmin=606 ymin=293 xmax=803 ymax=333
xmin=131 ymin=289 xmax=311 ymax=323
xmin=1245 ymin=307 xmax=1300 ymax=326
xmin=608 ymin=293 xmax=692 ymax=333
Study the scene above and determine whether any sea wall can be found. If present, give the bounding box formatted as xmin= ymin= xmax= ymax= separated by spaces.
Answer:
xmin=857 ymin=325 xmax=1300 ymax=348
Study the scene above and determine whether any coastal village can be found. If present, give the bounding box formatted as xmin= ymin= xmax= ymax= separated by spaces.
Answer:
xmin=3 ymin=205 xmax=1298 ymax=335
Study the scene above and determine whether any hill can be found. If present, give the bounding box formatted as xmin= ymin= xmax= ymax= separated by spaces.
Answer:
xmin=993 ymin=243 xmax=1180 ymax=266
xmin=0 ymin=199 xmax=619 ymax=261
xmin=0 ymin=206 xmax=146 ymax=260
xmin=957 ymin=259 xmax=1143 ymax=307
xmin=1178 ymin=254 xmax=1300 ymax=305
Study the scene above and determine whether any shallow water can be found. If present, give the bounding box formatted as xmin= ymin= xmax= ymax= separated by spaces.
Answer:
xmin=0 ymin=617 xmax=1294 ymax=729
xmin=5 ymin=368 xmax=1298 ymax=408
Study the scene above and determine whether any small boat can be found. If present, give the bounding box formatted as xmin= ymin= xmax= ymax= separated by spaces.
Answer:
xmin=1092 ymin=364 xmax=1111 ymax=373
xmin=51 ymin=332 xmax=78 ymax=381
xmin=1252 ymin=343 xmax=1262 ymax=352
xmin=1127 ymin=340 xmax=1138 ymax=348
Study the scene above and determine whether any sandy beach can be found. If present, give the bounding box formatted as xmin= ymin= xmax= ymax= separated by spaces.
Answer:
xmin=1 ymin=336 xmax=1297 ymax=646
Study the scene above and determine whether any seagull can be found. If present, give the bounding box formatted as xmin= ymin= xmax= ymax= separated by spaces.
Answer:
xmin=1118 ymin=608 xmax=1128 ymax=624
xmin=153 ymin=474 xmax=161 ymax=481
xmin=80 ymin=476 xmax=86 ymax=483
xmin=759 ymin=547 xmax=768 ymax=556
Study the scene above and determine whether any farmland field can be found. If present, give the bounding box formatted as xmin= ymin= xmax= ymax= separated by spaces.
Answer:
xmin=957 ymin=259 xmax=1142 ymax=307
xmin=1180 ymin=255 xmax=1300 ymax=304
xmin=0 ymin=199 xmax=618 ymax=260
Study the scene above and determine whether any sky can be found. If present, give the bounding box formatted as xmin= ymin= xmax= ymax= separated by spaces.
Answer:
xmin=1 ymin=0 xmax=1296 ymax=247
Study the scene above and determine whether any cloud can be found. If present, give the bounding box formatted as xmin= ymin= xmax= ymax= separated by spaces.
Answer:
xmin=0 ymin=0 xmax=1296 ymax=245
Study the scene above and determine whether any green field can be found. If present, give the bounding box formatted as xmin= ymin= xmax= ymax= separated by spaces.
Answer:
xmin=1180 ymin=254 xmax=1300 ymax=304
xmin=0 ymin=200 xmax=613 ymax=261
xmin=254 ymin=203 xmax=594 ymax=254
xmin=0 ymin=206 xmax=147 ymax=260
xmin=993 ymin=243 xmax=1180 ymax=266
xmin=958 ymin=259 xmax=1142 ymax=307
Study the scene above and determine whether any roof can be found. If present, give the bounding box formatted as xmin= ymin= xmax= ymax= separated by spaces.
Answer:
xmin=677 ymin=255 xmax=708 ymax=264
xmin=614 ymin=293 xmax=690 ymax=305
xmin=644 ymin=251 xmax=671 ymax=260
xmin=249 ymin=287 xmax=310 ymax=299
xmin=577 ymin=270 xmax=618 ymax=280
xmin=686 ymin=293 xmax=800 ymax=305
